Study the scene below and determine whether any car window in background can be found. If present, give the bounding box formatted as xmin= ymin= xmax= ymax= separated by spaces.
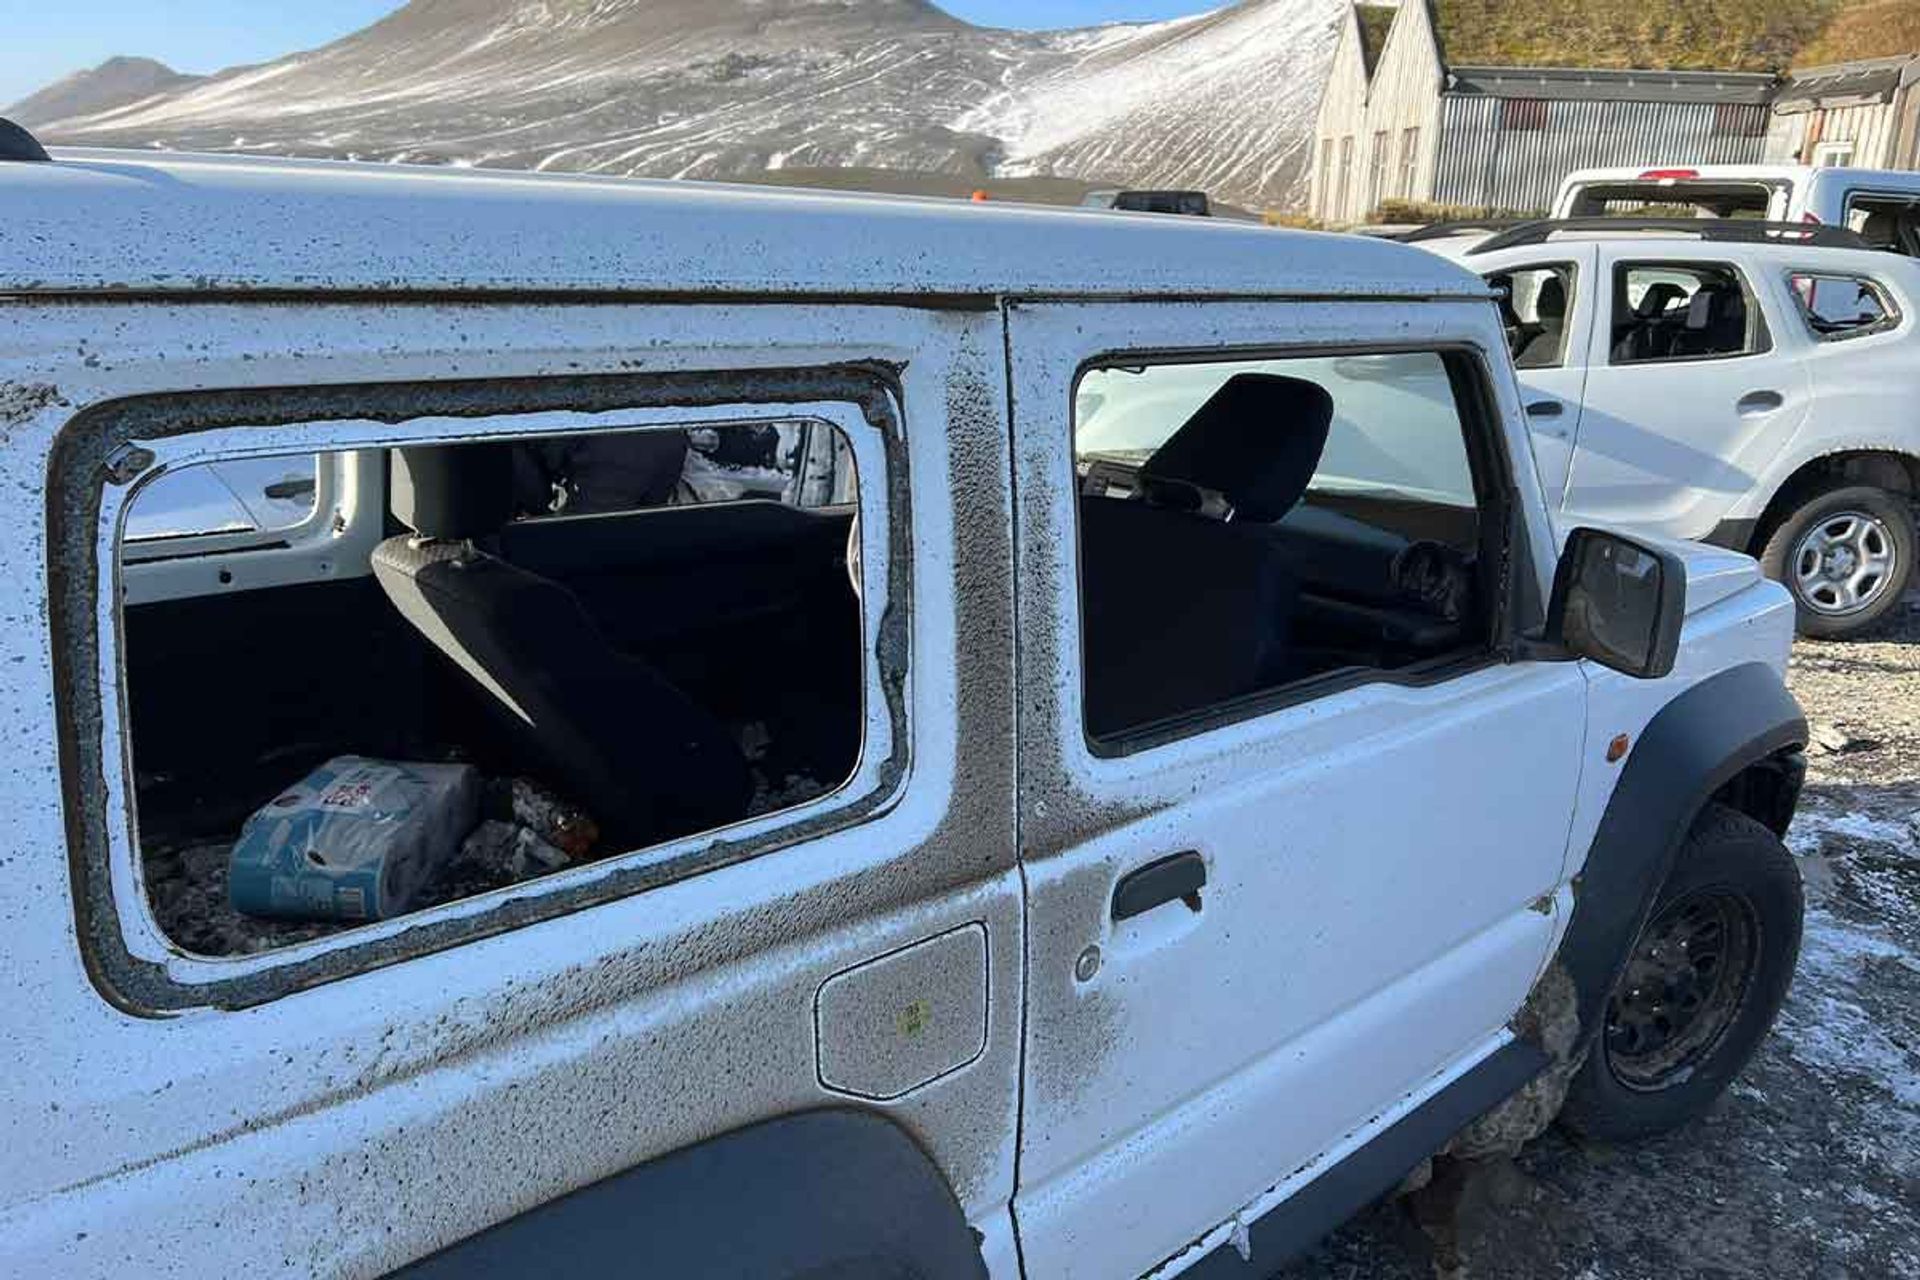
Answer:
xmin=509 ymin=422 xmax=848 ymax=519
xmin=1611 ymin=263 xmax=1768 ymax=365
xmin=1490 ymin=265 xmax=1575 ymax=369
xmin=123 ymin=456 xmax=319 ymax=542
xmin=1791 ymin=273 xmax=1899 ymax=340
xmin=1842 ymin=198 xmax=1920 ymax=254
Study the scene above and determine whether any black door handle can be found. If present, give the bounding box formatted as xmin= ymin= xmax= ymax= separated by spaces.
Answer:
xmin=1112 ymin=851 xmax=1207 ymax=921
xmin=1737 ymin=390 xmax=1785 ymax=415
xmin=1526 ymin=400 xmax=1563 ymax=418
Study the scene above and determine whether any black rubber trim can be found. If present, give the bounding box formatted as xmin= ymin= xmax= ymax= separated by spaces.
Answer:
xmin=1557 ymin=661 xmax=1806 ymax=1033
xmin=1701 ymin=517 xmax=1758 ymax=553
xmin=1183 ymin=1039 xmax=1551 ymax=1276
xmin=389 ymin=1109 xmax=984 ymax=1279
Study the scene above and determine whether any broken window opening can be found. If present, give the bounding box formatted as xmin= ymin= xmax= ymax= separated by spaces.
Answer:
xmin=124 ymin=420 xmax=866 ymax=957
xmin=1073 ymin=350 xmax=1496 ymax=747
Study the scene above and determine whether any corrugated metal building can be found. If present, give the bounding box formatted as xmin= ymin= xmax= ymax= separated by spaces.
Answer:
xmin=1767 ymin=56 xmax=1920 ymax=169
xmin=1311 ymin=1 xmax=1776 ymax=220
xmin=1433 ymin=69 xmax=1775 ymax=212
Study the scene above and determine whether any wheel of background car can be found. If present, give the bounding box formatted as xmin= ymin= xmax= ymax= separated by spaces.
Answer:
xmin=1558 ymin=804 xmax=1803 ymax=1143
xmin=1758 ymin=483 xmax=1916 ymax=640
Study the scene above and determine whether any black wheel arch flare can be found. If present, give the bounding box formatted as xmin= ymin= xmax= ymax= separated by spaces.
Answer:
xmin=1556 ymin=662 xmax=1807 ymax=1037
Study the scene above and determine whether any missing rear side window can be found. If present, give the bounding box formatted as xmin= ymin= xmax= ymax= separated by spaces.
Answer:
xmin=123 ymin=421 xmax=864 ymax=956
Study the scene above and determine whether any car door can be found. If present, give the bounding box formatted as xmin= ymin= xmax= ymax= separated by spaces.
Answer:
xmin=1560 ymin=251 xmax=1813 ymax=540
xmin=8 ymin=299 xmax=1030 ymax=1278
xmin=1006 ymin=296 xmax=1587 ymax=1279
xmin=1484 ymin=248 xmax=1598 ymax=504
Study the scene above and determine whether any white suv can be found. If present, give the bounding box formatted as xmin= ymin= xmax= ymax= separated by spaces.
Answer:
xmin=1424 ymin=219 xmax=1920 ymax=637
xmin=2 ymin=133 xmax=1811 ymax=1279
xmin=1553 ymin=166 xmax=1920 ymax=253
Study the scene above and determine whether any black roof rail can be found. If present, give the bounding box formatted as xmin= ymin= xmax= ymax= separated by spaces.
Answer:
xmin=1395 ymin=219 xmax=1532 ymax=243
xmin=1467 ymin=217 xmax=1870 ymax=255
xmin=0 ymin=118 xmax=51 ymax=163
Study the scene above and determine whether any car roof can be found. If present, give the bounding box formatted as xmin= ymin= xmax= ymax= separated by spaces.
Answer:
xmin=1560 ymin=165 xmax=1920 ymax=188
xmin=3 ymin=149 xmax=1488 ymax=302
xmin=1561 ymin=165 xmax=1813 ymax=180
xmin=1430 ymin=232 xmax=1912 ymax=279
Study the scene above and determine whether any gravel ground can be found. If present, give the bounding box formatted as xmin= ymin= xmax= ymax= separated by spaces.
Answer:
xmin=1280 ymin=593 xmax=1920 ymax=1280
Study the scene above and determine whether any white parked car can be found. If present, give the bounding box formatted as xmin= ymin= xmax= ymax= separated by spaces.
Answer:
xmin=1424 ymin=218 xmax=1920 ymax=637
xmin=2 ymin=131 xmax=1811 ymax=1279
xmin=1554 ymin=165 xmax=1920 ymax=253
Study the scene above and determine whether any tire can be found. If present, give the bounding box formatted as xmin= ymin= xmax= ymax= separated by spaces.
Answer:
xmin=1559 ymin=804 xmax=1803 ymax=1142
xmin=1758 ymin=483 xmax=1916 ymax=639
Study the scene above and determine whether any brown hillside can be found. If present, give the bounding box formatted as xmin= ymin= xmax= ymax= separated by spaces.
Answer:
xmin=1428 ymin=0 xmax=1852 ymax=72
xmin=1797 ymin=0 xmax=1920 ymax=66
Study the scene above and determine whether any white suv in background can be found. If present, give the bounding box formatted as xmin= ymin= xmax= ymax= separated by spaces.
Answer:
xmin=1424 ymin=219 xmax=1920 ymax=637
xmin=1553 ymin=166 xmax=1920 ymax=254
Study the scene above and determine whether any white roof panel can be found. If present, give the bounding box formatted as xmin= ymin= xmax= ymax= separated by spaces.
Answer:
xmin=3 ymin=149 xmax=1487 ymax=302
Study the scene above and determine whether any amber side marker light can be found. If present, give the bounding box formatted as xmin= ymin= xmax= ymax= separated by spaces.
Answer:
xmin=1606 ymin=734 xmax=1632 ymax=763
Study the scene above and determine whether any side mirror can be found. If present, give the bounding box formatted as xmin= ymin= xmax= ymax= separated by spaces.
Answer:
xmin=1546 ymin=527 xmax=1687 ymax=679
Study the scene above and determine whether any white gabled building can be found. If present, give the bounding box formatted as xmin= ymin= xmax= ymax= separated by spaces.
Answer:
xmin=1768 ymin=55 xmax=1920 ymax=170
xmin=1310 ymin=1 xmax=1779 ymax=222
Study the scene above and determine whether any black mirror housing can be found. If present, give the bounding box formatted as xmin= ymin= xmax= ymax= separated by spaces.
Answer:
xmin=1546 ymin=527 xmax=1687 ymax=679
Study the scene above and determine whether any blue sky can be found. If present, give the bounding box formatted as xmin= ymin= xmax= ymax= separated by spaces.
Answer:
xmin=1 ymin=1 xmax=1221 ymax=109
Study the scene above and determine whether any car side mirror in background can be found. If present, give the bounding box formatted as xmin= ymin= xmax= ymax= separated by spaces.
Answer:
xmin=1546 ymin=527 xmax=1686 ymax=679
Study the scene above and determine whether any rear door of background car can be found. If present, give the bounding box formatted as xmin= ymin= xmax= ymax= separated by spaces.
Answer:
xmin=1562 ymin=249 xmax=1813 ymax=540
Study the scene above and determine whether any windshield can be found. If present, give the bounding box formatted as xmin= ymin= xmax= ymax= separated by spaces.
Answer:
xmin=1561 ymin=181 xmax=1786 ymax=220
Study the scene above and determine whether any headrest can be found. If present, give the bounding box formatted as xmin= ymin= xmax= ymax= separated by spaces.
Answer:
xmin=1141 ymin=373 xmax=1334 ymax=524
xmin=1534 ymin=277 xmax=1567 ymax=323
xmin=1685 ymin=284 xmax=1732 ymax=331
xmin=1859 ymin=209 xmax=1898 ymax=247
xmin=1636 ymin=282 xmax=1686 ymax=319
xmin=390 ymin=443 xmax=515 ymax=540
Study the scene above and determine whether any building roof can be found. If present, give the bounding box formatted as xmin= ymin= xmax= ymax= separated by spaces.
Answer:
xmin=1447 ymin=65 xmax=1777 ymax=104
xmin=1776 ymin=54 xmax=1920 ymax=112
xmin=1427 ymin=0 xmax=1831 ymax=74
xmin=0 ymin=148 xmax=1486 ymax=301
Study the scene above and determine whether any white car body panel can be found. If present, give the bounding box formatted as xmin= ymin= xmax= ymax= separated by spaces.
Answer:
xmin=1008 ymin=297 xmax=1581 ymax=1278
xmin=0 ymin=298 xmax=1027 ymax=1277
xmin=1435 ymin=234 xmax=1920 ymax=544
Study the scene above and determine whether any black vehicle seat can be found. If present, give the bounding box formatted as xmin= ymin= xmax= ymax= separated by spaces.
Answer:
xmin=1078 ymin=374 xmax=1333 ymax=739
xmin=1670 ymin=283 xmax=1747 ymax=358
xmin=1515 ymin=276 xmax=1568 ymax=368
xmin=371 ymin=443 xmax=752 ymax=849
xmin=1612 ymin=281 xmax=1687 ymax=362
xmin=1857 ymin=208 xmax=1900 ymax=251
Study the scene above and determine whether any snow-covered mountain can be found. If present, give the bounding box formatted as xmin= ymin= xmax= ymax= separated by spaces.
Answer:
xmin=11 ymin=0 xmax=1340 ymax=210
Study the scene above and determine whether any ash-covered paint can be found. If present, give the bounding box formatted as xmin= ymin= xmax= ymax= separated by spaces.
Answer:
xmin=5 ymin=150 xmax=1495 ymax=303
xmin=0 ymin=381 xmax=68 ymax=431
xmin=3 ymin=299 xmax=1028 ymax=1276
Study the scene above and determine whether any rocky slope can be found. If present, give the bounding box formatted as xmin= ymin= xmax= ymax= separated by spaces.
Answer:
xmin=7 ymin=56 xmax=206 ymax=128
xmin=9 ymin=0 xmax=1340 ymax=209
